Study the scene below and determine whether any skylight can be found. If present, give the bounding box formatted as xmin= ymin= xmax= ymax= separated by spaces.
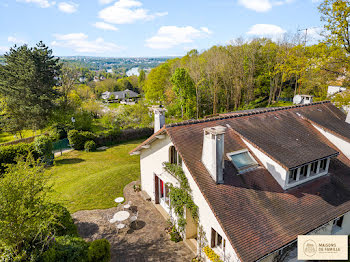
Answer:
xmin=227 ymin=149 xmax=258 ymax=174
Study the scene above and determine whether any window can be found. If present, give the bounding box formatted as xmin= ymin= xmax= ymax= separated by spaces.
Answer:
xmin=169 ymin=146 xmax=177 ymax=164
xmin=310 ymin=162 xmax=318 ymax=175
xmin=211 ymin=228 xmax=223 ymax=249
xmin=227 ymin=150 xmax=258 ymax=173
xmin=289 ymin=169 xmax=298 ymax=183
xmin=320 ymin=159 xmax=327 ymax=172
xmin=332 ymin=216 xmax=344 ymax=233
xmin=299 ymin=165 xmax=308 ymax=180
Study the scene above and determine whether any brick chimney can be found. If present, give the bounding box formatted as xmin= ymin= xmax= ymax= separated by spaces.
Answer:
xmin=202 ymin=126 xmax=227 ymax=184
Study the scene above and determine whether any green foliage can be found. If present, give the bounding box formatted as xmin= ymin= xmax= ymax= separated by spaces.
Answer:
xmin=34 ymin=135 xmax=53 ymax=164
xmin=0 ymin=142 xmax=40 ymax=173
xmin=87 ymin=239 xmax=111 ymax=262
xmin=67 ymin=130 xmax=96 ymax=150
xmin=47 ymin=203 xmax=78 ymax=237
xmin=73 ymin=110 xmax=94 ymax=131
xmin=41 ymin=235 xmax=89 ymax=262
xmin=0 ymin=158 xmax=55 ymax=260
xmin=0 ymin=42 xmax=61 ymax=132
xmin=114 ymin=102 xmax=152 ymax=128
xmin=144 ymin=63 xmax=171 ymax=102
xmin=171 ymin=68 xmax=197 ymax=119
xmin=163 ymin=162 xmax=198 ymax=233
xmin=169 ymin=226 xmax=183 ymax=243
xmin=84 ymin=140 xmax=97 ymax=152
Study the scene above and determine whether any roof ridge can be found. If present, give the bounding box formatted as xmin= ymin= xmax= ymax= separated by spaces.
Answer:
xmin=165 ymin=101 xmax=331 ymax=128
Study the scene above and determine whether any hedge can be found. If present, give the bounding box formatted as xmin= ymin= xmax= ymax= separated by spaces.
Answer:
xmin=95 ymin=127 xmax=153 ymax=147
xmin=67 ymin=130 xmax=96 ymax=150
xmin=87 ymin=239 xmax=111 ymax=262
xmin=0 ymin=142 xmax=41 ymax=173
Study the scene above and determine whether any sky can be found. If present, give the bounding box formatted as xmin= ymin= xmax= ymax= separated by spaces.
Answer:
xmin=0 ymin=0 xmax=323 ymax=57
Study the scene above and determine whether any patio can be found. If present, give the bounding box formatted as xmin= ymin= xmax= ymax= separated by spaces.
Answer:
xmin=72 ymin=181 xmax=194 ymax=262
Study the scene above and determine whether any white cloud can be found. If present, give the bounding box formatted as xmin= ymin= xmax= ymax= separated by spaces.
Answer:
xmin=238 ymin=0 xmax=294 ymax=12
xmin=17 ymin=0 xmax=56 ymax=8
xmin=247 ymin=24 xmax=286 ymax=40
xmin=93 ymin=22 xmax=118 ymax=31
xmin=238 ymin=0 xmax=272 ymax=12
xmin=99 ymin=0 xmax=114 ymax=4
xmin=58 ymin=2 xmax=78 ymax=13
xmin=51 ymin=33 xmax=122 ymax=54
xmin=7 ymin=36 xmax=26 ymax=44
xmin=146 ymin=26 xmax=212 ymax=49
xmin=98 ymin=0 xmax=167 ymax=24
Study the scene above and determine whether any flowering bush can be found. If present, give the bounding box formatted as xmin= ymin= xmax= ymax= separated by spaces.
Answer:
xmin=203 ymin=246 xmax=223 ymax=262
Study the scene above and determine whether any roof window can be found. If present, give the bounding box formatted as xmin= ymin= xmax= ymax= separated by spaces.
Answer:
xmin=227 ymin=149 xmax=258 ymax=174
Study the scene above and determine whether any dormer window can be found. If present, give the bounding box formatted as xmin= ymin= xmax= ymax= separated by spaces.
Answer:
xmin=287 ymin=158 xmax=330 ymax=185
xmin=227 ymin=149 xmax=258 ymax=174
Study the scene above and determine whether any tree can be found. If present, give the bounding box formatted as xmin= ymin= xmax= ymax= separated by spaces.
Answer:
xmin=138 ymin=69 xmax=146 ymax=91
xmin=0 ymin=42 xmax=61 ymax=133
xmin=144 ymin=63 xmax=171 ymax=102
xmin=319 ymin=0 xmax=350 ymax=54
xmin=170 ymin=68 xmax=196 ymax=119
xmin=58 ymin=64 xmax=79 ymax=109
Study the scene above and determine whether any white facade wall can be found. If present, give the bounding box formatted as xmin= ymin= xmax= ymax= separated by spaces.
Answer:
xmin=312 ymin=124 xmax=350 ymax=160
xmin=241 ymin=138 xmax=288 ymax=189
xmin=139 ymin=134 xmax=240 ymax=262
xmin=140 ymin=135 xmax=174 ymax=201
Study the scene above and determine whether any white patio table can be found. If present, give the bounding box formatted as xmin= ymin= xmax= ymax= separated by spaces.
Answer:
xmin=114 ymin=197 xmax=124 ymax=204
xmin=112 ymin=211 xmax=130 ymax=222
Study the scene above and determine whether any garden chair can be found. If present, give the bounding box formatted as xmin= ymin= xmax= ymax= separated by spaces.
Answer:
xmin=129 ymin=211 xmax=138 ymax=227
xmin=116 ymin=222 xmax=126 ymax=234
xmin=123 ymin=201 xmax=132 ymax=210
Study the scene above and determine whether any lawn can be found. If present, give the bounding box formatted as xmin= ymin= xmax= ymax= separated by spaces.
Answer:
xmin=0 ymin=130 xmax=39 ymax=144
xmin=48 ymin=139 xmax=142 ymax=213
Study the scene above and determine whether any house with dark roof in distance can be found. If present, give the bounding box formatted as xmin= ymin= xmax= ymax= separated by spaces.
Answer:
xmin=130 ymin=101 xmax=350 ymax=262
xmin=101 ymin=89 xmax=140 ymax=104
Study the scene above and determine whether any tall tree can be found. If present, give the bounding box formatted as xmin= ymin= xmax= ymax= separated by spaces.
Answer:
xmin=0 ymin=42 xmax=61 ymax=132
xmin=171 ymin=68 xmax=196 ymax=119
xmin=58 ymin=64 xmax=79 ymax=109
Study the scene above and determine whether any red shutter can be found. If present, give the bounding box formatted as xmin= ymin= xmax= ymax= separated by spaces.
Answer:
xmin=211 ymin=228 xmax=216 ymax=248
xmin=154 ymin=175 xmax=159 ymax=204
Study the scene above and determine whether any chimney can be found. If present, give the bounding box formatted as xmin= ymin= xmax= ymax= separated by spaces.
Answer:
xmin=153 ymin=107 xmax=166 ymax=133
xmin=346 ymin=109 xmax=350 ymax=124
xmin=202 ymin=126 xmax=227 ymax=184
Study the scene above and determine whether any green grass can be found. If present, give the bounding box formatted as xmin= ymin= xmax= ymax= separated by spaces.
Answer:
xmin=48 ymin=139 xmax=142 ymax=213
xmin=0 ymin=130 xmax=40 ymax=144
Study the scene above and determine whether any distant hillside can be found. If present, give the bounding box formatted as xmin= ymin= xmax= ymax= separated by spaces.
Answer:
xmin=60 ymin=56 xmax=175 ymax=71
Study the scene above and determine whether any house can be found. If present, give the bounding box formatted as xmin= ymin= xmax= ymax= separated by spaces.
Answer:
xmin=327 ymin=86 xmax=347 ymax=97
xmin=293 ymin=94 xmax=313 ymax=105
xmin=101 ymin=89 xmax=140 ymax=103
xmin=130 ymin=101 xmax=350 ymax=262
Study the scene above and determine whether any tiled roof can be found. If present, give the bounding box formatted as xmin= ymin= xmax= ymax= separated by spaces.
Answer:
xmin=130 ymin=101 xmax=350 ymax=261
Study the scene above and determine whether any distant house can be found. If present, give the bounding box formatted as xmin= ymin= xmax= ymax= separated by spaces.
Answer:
xmin=101 ymin=89 xmax=140 ymax=104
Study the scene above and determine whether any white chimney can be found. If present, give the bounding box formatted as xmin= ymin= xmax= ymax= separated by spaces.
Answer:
xmin=153 ymin=107 xmax=166 ymax=133
xmin=202 ymin=126 xmax=227 ymax=184
xmin=346 ymin=109 xmax=350 ymax=124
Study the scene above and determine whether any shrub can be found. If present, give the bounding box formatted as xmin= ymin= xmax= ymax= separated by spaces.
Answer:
xmin=87 ymin=239 xmax=111 ymax=262
xmin=169 ymin=226 xmax=182 ymax=243
xmin=49 ymin=124 xmax=68 ymax=140
xmin=73 ymin=110 xmax=94 ymax=131
xmin=34 ymin=135 xmax=53 ymax=165
xmin=84 ymin=140 xmax=96 ymax=152
xmin=203 ymin=246 xmax=223 ymax=262
xmin=41 ymin=236 xmax=89 ymax=262
xmin=68 ymin=130 xmax=96 ymax=150
xmin=47 ymin=203 xmax=78 ymax=237
xmin=0 ymin=142 xmax=40 ymax=173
